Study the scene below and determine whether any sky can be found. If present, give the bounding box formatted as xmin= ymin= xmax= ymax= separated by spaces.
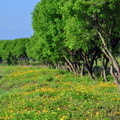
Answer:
xmin=0 ymin=0 xmax=40 ymax=40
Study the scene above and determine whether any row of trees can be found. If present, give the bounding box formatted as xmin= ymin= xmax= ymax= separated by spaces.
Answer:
xmin=0 ymin=0 xmax=120 ymax=88
xmin=28 ymin=0 xmax=120 ymax=88
xmin=0 ymin=38 xmax=30 ymax=65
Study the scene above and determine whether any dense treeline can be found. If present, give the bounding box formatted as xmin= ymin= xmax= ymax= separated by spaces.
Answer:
xmin=0 ymin=0 xmax=120 ymax=88
xmin=29 ymin=0 xmax=120 ymax=88
xmin=0 ymin=38 xmax=30 ymax=65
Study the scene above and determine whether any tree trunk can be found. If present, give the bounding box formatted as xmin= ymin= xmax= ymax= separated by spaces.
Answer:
xmin=65 ymin=62 xmax=72 ymax=72
xmin=73 ymin=63 xmax=79 ymax=74
xmin=110 ymin=64 xmax=120 ymax=89
xmin=80 ymin=63 xmax=84 ymax=77
xmin=85 ymin=65 xmax=93 ymax=79
xmin=103 ymin=69 xmax=107 ymax=82
xmin=102 ymin=56 xmax=109 ymax=82
xmin=55 ymin=63 xmax=58 ymax=69
xmin=63 ymin=55 xmax=77 ymax=74
xmin=97 ymin=28 xmax=120 ymax=72
xmin=77 ymin=63 xmax=80 ymax=74
xmin=79 ymin=51 xmax=97 ymax=79
xmin=97 ymin=28 xmax=120 ymax=88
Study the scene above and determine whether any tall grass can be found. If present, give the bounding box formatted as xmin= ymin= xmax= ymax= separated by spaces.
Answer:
xmin=0 ymin=66 xmax=120 ymax=120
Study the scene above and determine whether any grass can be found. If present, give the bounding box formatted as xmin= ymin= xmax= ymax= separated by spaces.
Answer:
xmin=0 ymin=66 xmax=120 ymax=120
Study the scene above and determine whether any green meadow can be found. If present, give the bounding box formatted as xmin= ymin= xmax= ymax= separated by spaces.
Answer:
xmin=0 ymin=66 xmax=120 ymax=120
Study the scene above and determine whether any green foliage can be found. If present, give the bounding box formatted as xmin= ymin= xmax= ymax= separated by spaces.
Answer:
xmin=56 ymin=68 xmax=67 ymax=75
xmin=12 ymin=38 xmax=30 ymax=58
xmin=46 ymin=75 xmax=54 ymax=81
xmin=0 ymin=38 xmax=30 ymax=65
xmin=30 ymin=0 xmax=69 ymax=65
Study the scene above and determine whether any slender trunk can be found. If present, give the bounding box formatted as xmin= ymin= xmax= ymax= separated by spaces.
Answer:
xmin=93 ymin=72 xmax=97 ymax=80
xmin=67 ymin=65 xmax=72 ymax=72
xmin=110 ymin=64 xmax=120 ymax=89
xmin=77 ymin=63 xmax=80 ymax=73
xmin=73 ymin=63 xmax=79 ymax=74
xmin=64 ymin=62 xmax=68 ymax=70
xmin=63 ymin=55 xmax=77 ymax=74
xmin=96 ymin=28 xmax=120 ymax=89
xmin=65 ymin=62 xmax=72 ymax=72
xmin=102 ymin=56 xmax=109 ymax=82
xmin=103 ymin=69 xmax=107 ymax=82
xmin=97 ymin=28 xmax=120 ymax=73
xmin=85 ymin=64 xmax=93 ymax=79
xmin=80 ymin=63 xmax=84 ymax=77
xmin=80 ymin=52 xmax=96 ymax=79
xmin=55 ymin=63 xmax=58 ymax=69
xmin=87 ymin=69 xmax=93 ymax=79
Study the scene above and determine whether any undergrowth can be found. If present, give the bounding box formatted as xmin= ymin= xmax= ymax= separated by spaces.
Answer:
xmin=0 ymin=66 xmax=120 ymax=120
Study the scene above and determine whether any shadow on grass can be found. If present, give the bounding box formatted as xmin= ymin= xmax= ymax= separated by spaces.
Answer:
xmin=0 ymin=76 xmax=2 ymax=79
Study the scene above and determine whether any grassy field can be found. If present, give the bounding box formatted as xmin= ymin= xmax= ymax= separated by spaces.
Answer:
xmin=0 ymin=66 xmax=120 ymax=120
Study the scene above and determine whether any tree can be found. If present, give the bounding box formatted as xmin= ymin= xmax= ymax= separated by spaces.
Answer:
xmin=0 ymin=40 xmax=6 ymax=63
xmin=84 ymin=0 xmax=120 ymax=88
xmin=68 ymin=0 xmax=120 ymax=87
xmin=0 ymin=38 xmax=30 ymax=65
xmin=30 ymin=0 xmax=69 ymax=68
xmin=1 ymin=40 xmax=13 ymax=64
xmin=12 ymin=38 xmax=30 ymax=60
xmin=31 ymin=0 xmax=120 ymax=89
xmin=31 ymin=0 xmax=101 ymax=76
xmin=60 ymin=0 xmax=102 ymax=78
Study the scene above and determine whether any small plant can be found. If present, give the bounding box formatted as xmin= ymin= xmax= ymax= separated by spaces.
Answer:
xmin=57 ymin=69 xmax=67 ymax=75
xmin=46 ymin=76 xmax=54 ymax=81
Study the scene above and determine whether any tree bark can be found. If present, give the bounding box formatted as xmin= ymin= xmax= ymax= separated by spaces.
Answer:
xmin=77 ymin=63 xmax=80 ymax=73
xmin=102 ymin=56 xmax=109 ymax=82
xmin=63 ymin=55 xmax=77 ymax=74
xmin=96 ymin=28 xmax=120 ymax=89
xmin=80 ymin=63 xmax=84 ymax=77
xmin=65 ymin=62 xmax=72 ymax=72
xmin=80 ymin=51 xmax=97 ymax=79
xmin=97 ymin=28 xmax=120 ymax=73
xmin=110 ymin=64 xmax=120 ymax=89
xmin=85 ymin=64 xmax=93 ymax=79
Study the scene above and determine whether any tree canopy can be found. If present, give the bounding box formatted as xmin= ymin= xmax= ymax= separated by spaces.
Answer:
xmin=29 ymin=0 xmax=120 ymax=88
xmin=0 ymin=38 xmax=30 ymax=65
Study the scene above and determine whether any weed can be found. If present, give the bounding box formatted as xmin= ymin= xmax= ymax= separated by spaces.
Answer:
xmin=0 ymin=66 xmax=120 ymax=120
xmin=46 ymin=76 xmax=54 ymax=81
